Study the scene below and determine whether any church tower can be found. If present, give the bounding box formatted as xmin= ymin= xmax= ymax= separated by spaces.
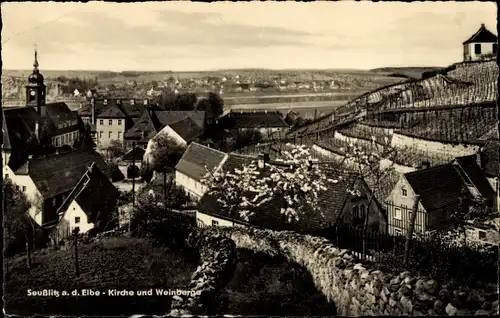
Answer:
xmin=25 ymin=48 xmax=46 ymax=108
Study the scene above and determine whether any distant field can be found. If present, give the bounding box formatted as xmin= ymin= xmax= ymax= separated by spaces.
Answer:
xmin=228 ymin=100 xmax=347 ymax=118
xmin=370 ymin=67 xmax=441 ymax=79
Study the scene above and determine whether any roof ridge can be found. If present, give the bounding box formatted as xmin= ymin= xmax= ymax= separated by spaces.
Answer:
xmin=190 ymin=142 xmax=227 ymax=155
xmin=404 ymin=162 xmax=452 ymax=177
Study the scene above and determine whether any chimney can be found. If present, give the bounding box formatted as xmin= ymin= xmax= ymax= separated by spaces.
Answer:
xmin=420 ymin=160 xmax=430 ymax=170
xmin=91 ymin=97 xmax=96 ymax=125
xmin=143 ymin=99 xmax=149 ymax=106
xmin=79 ymin=103 xmax=82 ymax=109
xmin=481 ymin=23 xmax=485 ymax=28
xmin=103 ymin=99 xmax=108 ymax=105
xmin=476 ymin=152 xmax=482 ymax=168
xmin=116 ymin=99 xmax=121 ymax=105
xmin=35 ymin=122 xmax=40 ymax=140
xmin=257 ymin=152 xmax=269 ymax=169
xmin=28 ymin=154 xmax=33 ymax=160
xmin=130 ymin=99 xmax=135 ymax=105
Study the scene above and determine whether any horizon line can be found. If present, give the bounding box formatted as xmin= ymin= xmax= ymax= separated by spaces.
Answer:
xmin=1 ymin=64 xmax=446 ymax=74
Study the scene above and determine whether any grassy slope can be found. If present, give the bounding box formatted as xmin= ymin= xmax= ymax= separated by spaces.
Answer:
xmin=4 ymin=237 xmax=198 ymax=316
xmin=224 ymin=248 xmax=337 ymax=316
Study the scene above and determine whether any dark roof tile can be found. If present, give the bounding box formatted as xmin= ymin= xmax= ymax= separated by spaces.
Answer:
xmin=405 ymin=163 xmax=465 ymax=212
xmin=175 ymin=142 xmax=227 ymax=181
xmin=15 ymin=148 xmax=111 ymax=199
xmin=454 ymin=155 xmax=495 ymax=200
xmin=463 ymin=24 xmax=498 ymax=44
xmin=222 ymin=111 xmax=289 ymax=129
xmin=167 ymin=117 xmax=204 ymax=143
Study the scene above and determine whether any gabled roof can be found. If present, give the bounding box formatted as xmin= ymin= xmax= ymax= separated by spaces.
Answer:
xmin=153 ymin=111 xmax=205 ymax=130
xmin=463 ymin=24 xmax=498 ymax=44
xmin=97 ymin=104 xmax=127 ymax=119
xmin=74 ymin=166 xmax=119 ymax=224
xmin=122 ymin=146 xmax=145 ymax=162
xmin=222 ymin=111 xmax=289 ymax=129
xmin=3 ymin=107 xmax=39 ymax=151
xmin=454 ymin=155 xmax=495 ymax=200
xmin=15 ymin=148 xmax=111 ymax=199
xmin=167 ymin=117 xmax=204 ymax=143
xmin=56 ymin=162 xmax=118 ymax=225
xmin=404 ymin=163 xmax=466 ymax=212
xmin=197 ymin=155 xmax=361 ymax=233
xmin=123 ymin=110 xmax=158 ymax=140
xmin=175 ymin=142 xmax=227 ymax=182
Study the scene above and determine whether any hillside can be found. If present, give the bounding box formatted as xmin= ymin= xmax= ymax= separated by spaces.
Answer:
xmin=4 ymin=237 xmax=197 ymax=316
xmin=370 ymin=67 xmax=441 ymax=79
xmin=289 ymin=59 xmax=498 ymax=139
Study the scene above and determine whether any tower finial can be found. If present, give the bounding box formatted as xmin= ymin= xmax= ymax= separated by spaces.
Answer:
xmin=33 ymin=44 xmax=39 ymax=70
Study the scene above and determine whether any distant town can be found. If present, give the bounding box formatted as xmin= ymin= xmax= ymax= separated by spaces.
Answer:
xmin=2 ymin=5 xmax=499 ymax=317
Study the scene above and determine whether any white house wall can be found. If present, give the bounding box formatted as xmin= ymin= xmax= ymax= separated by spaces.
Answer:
xmin=175 ymin=170 xmax=207 ymax=200
xmin=9 ymin=174 xmax=43 ymax=225
xmin=63 ymin=200 xmax=95 ymax=234
xmin=464 ymin=42 xmax=495 ymax=61
xmin=196 ymin=211 xmax=246 ymax=228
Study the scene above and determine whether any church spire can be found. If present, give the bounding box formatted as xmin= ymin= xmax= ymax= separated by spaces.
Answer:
xmin=33 ymin=45 xmax=39 ymax=71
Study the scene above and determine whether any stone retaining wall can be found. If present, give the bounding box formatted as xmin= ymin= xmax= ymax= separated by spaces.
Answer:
xmin=168 ymin=230 xmax=237 ymax=316
xmin=174 ymin=227 xmax=499 ymax=316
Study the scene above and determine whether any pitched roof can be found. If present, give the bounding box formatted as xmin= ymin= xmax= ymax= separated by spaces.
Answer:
xmin=153 ymin=111 xmax=205 ymax=129
xmin=167 ymin=117 xmax=204 ymax=143
xmin=122 ymin=146 xmax=145 ymax=162
xmin=56 ymin=163 xmax=118 ymax=224
xmin=123 ymin=110 xmax=158 ymax=140
xmin=3 ymin=107 xmax=39 ymax=151
xmin=15 ymin=148 xmax=111 ymax=199
xmin=223 ymin=111 xmax=289 ymax=129
xmin=404 ymin=163 xmax=466 ymax=212
xmin=74 ymin=166 xmax=119 ymax=224
xmin=454 ymin=155 xmax=495 ymax=200
xmin=463 ymin=24 xmax=498 ymax=44
xmin=97 ymin=104 xmax=127 ymax=119
xmin=175 ymin=142 xmax=227 ymax=182
xmin=198 ymin=155 xmax=360 ymax=232
xmin=42 ymin=102 xmax=77 ymax=124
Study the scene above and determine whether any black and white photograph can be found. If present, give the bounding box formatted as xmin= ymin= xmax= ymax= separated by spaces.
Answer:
xmin=1 ymin=1 xmax=499 ymax=316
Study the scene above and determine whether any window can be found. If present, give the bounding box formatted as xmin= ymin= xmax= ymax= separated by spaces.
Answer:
xmin=75 ymin=217 xmax=81 ymax=224
xmin=493 ymin=43 xmax=497 ymax=54
xmin=118 ymin=132 xmax=122 ymax=139
xmin=478 ymin=230 xmax=486 ymax=240
xmin=394 ymin=208 xmax=402 ymax=220
xmin=109 ymin=131 xmax=113 ymax=139
xmin=118 ymin=120 xmax=122 ymax=125
xmin=109 ymin=119 xmax=113 ymax=125
xmin=352 ymin=205 xmax=359 ymax=219
xmin=22 ymin=186 xmax=26 ymax=192
xmin=5 ymin=174 xmax=9 ymax=179
xmin=212 ymin=220 xmax=219 ymax=226
xmin=99 ymin=131 xmax=103 ymax=138
xmin=359 ymin=204 xmax=367 ymax=218
xmin=474 ymin=43 xmax=481 ymax=54
xmin=100 ymin=120 xmax=104 ymax=125
xmin=401 ymin=189 xmax=408 ymax=197
xmin=394 ymin=228 xmax=403 ymax=236
xmin=15 ymin=185 xmax=19 ymax=190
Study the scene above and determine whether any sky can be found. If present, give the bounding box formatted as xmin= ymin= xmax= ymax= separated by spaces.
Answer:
xmin=1 ymin=1 xmax=497 ymax=72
